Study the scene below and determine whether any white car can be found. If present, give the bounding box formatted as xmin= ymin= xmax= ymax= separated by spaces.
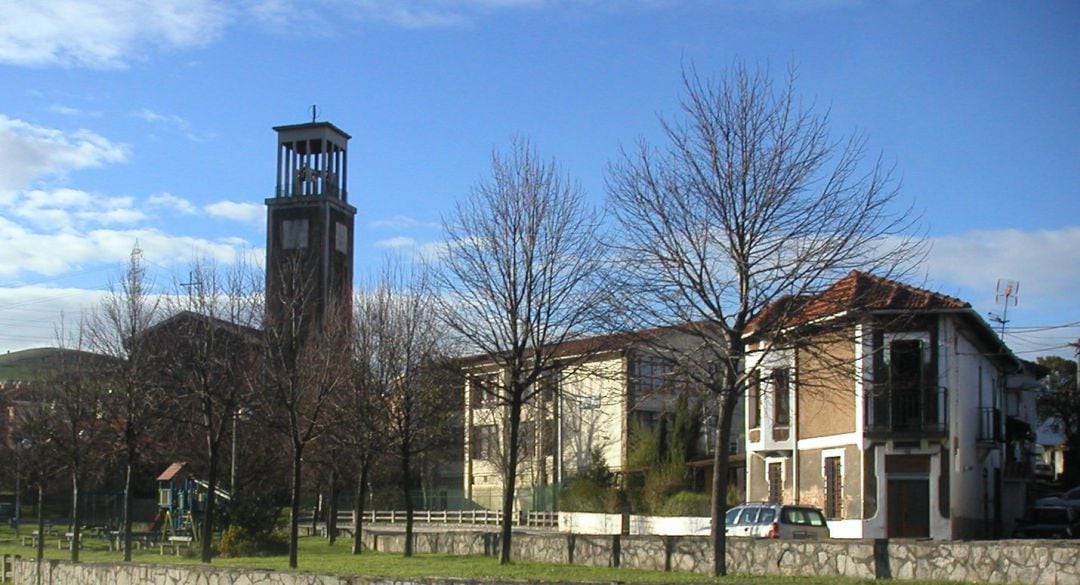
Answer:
xmin=724 ymin=503 xmax=831 ymax=539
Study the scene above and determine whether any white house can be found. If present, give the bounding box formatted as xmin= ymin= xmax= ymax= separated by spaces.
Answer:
xmin=742 ymin=271 xmax=1043 ymax=539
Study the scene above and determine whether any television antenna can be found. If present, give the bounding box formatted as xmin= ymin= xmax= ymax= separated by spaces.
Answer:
xmin=988 ymin=278 xmax=1019 ymax=340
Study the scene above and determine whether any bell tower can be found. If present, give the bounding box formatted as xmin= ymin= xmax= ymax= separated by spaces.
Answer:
xmin=265 ymin=120 xmax=356 ymax=333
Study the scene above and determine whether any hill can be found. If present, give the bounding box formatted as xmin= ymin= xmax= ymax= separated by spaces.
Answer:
xmin=0 ymin=347 xmax=111 ymax=382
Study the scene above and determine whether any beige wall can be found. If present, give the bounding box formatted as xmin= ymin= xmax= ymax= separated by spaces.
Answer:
xmin=797 ymin=330 xmax=856 ymax=440
xmin=796 ymin=445 xmax=862 ymax=520
xmin=464 ymin=353 xmax=628 ymax=509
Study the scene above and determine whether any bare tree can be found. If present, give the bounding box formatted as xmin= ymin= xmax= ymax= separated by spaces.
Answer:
xmin=46 ymin=321 xmax=111 ymax=563
xmin=606 ymin=62 xmax=923 ymax=576
xmin=86 ymin=245 xmax=162 ymax=562
xmin=8 ymin=397 xmax=64 ymax=570
xmin=258 ymin=254 xmax=351 ymax=569
xmin=326 ymin=334 xmax=384 ymax=555
xmin=436 ymin=139 xmax=607 ymax=564
xmin=150 ymin=254 xmax=261 ymax=562
xmin=360 ymin=261 xmax=455 ymax=556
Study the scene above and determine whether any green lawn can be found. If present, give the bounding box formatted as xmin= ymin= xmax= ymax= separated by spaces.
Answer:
xmin=0 ymin=524 xmax=962 ymax=585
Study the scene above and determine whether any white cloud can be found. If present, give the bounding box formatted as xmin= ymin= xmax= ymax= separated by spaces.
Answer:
xmin=924 ymin=227 xmax=1080 ymax=307
xmin=132 ymin=108 xmax=190 ymax=129
xmin=0 ymin=220 xmax=261 ymax=278
xmin=205 ymin=200 xmax=264 ymax=224
xmin=375 ymin=236 xmax=418 ymax=249
xmin=369 ymin=215 xmax=438 ymax=230
xmin=250 ymin=0 xmax=551 ymax=30
xmin=47 ymin=104 xmax=98 ymax=117
xmin=0 ymin=116 xmax=129 ymax=195
xmin=147 ymin=192 xmax=198 ymax=215
xmin=0 ymin=0 xmax=233 ymax=69
xmin=0 ymin=285 xmax=110 ymax=352
xmin=6 ymin=188 xmax=144 ymax=232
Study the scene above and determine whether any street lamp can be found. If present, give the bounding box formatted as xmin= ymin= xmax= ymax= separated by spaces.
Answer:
xmin=231 ymin=407 xmax=249 ymax=492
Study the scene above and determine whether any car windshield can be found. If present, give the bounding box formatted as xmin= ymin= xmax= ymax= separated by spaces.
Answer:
xmin=725 ymin=508 xmax=740 ymax=525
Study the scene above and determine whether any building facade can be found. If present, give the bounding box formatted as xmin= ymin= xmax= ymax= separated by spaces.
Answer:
xmin=743 ymin=271 xmax=1043 ymax=539
xmin=462 ymin=328 xmax=745 ymax=512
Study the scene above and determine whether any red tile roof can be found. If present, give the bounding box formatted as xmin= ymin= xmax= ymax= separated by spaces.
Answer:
xmin=459 ymin=324 xmax=692 ymax=368
xmin=748 ymin=271 xmax=970 ymax=333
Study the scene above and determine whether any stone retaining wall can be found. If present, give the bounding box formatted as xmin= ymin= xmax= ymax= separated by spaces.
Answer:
xmin=361 ymin=529 xmax=1080 ymax=585
xmin=13 ymin=533 xmax=1080 ymax=585
xmin=10 ymin=558 xmax=607 ymax=585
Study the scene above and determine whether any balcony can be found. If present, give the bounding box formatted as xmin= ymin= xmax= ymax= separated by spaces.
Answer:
xmin=865 ymin=384 xmax=948 ymax=437
xmin=977 ymin=407 xmax=1002 ymax=444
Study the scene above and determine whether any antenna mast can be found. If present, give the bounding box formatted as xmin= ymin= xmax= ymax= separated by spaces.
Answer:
xmin=988 ymin=278 xmax=1019 ymax=340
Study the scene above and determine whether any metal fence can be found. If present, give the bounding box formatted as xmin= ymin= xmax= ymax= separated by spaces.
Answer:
xmin=301 ymin=509 xmax=558 ymax=528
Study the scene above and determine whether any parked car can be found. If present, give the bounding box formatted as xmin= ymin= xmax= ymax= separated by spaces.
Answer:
xmin=724 ymin=503 xmax=831 ymax=539
xmin=1033 ymin=461 xmax=1054 ymax=480
xmin=1036 ymin=486 xmax=1080 ymax=511
xmin=1012 ymin=506 xmax=1080 ymax=539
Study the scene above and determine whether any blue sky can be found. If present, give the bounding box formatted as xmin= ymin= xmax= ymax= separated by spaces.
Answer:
xmin=0 ymin=0 xmax=1077 ymax=358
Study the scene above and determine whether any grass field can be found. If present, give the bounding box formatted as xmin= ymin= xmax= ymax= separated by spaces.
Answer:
xmin=0 ymin=524 xmax=964 ymax=585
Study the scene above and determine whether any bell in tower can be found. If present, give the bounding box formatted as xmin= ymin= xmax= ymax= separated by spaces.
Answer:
xmin=265 ymin=120 xmax=356 ymax=335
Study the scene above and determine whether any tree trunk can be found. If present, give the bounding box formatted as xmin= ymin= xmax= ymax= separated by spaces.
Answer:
xmin=310 ymin=479 xmax=321 ymax=536
xmin=200 ymin=445 xmax=219 ymax=562
xmin=35 ymin=484 xmax=45 ymax=563
xmin=499 ymin=395 xmax=523 ymax=565
xmin=352 ymin=460 xmax=369 ymax=555
xmin=70 ymin=471 xmax=81 ymax=563
xmin=328 ymin=469 xmax=339 ymax=545
xmin=402 ymin=451 xmax=415 ymax=557
xmin=709 ymin=389 xmax=739 ymax=577
xmin=288 ymin=442 xmax=303 ymax=569
xmin=122 ymin=452 xmax=134 ymax=562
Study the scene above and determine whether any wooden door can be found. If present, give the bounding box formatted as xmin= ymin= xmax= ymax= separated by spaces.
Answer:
xmin=887 ymin=478 xmax=930 ymax=538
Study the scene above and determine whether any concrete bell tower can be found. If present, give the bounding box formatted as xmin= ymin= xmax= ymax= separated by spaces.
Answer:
xmin=265 ymin=120 xmax=356 ymax=333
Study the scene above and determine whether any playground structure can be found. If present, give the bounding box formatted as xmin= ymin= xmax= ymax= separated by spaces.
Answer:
xmin=155 ymin=462 xmax=230 ymax=540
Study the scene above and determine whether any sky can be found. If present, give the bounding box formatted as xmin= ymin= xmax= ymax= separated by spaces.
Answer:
xmin=0 ymin=0 xmax=1077 ymax=359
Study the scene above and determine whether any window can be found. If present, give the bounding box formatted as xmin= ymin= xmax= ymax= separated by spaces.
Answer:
xmin=471 ymin=425 xmax=498 ymax=460
xmin=630 ymin=356 xmax=674 ymax=399
xmin=539 ymin=372 xmax=558 ymax=404
xmin=772 ymin=369 xmax=790 ymax=427
xmin=886 ymin=338 xmax=925 ymax=393
xmin=768 ymin=462 xmax=784 ymax=503
xmin=281 ymin=219 xmax=308 ymax=250
xmin=542 ymin=417 xmax=556 ymax=457
xmin=824 ymin=456 xmax=842 ymax=519
xmin=748 ymin=371 xmax=761 ymax=428
xmin=519 ymin=420 xmax=535 ymax=458
xmin=470 ymin=373 xmax=499 ymax=407
xmin=334 ymin=222 xmax=348 ymax=253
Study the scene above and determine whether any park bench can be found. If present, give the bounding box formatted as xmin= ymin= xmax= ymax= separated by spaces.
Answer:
xmin=160 ymin=535 xmax=193 ymax=556
xmin=58 ymin=532 xmax=82 ymax=550
xmin=107 ymin=531 xmax=160 ymax=551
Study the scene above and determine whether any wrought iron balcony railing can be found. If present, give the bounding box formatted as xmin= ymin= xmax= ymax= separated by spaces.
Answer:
xmin=865 ymin=384 xmax=948 ymax=435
